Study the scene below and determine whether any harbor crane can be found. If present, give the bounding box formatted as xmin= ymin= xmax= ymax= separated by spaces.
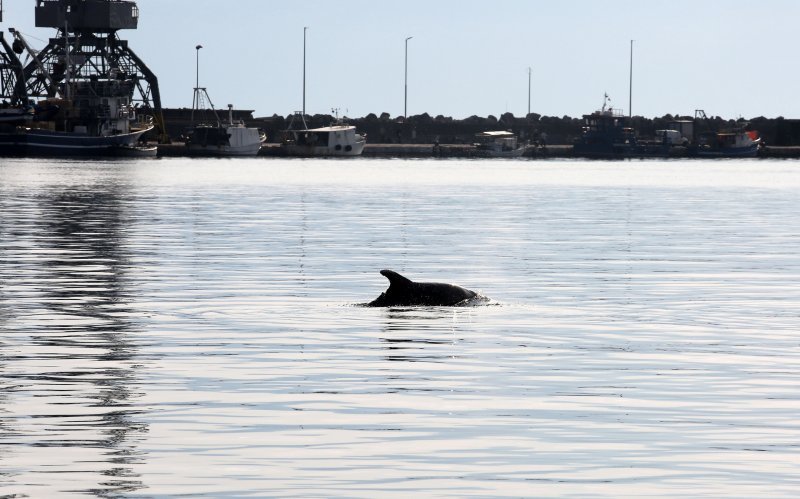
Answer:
xmin=1 ymin=0 xmax=169 ymax=143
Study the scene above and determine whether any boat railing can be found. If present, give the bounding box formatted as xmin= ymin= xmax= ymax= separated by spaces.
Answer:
xmin=135 ymin=114 xmax=154 ymax=129
xmin=596 ymin=108 xmax=625 ymax=118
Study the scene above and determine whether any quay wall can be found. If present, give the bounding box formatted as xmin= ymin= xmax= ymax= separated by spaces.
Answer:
xmin=157 ymin=142 xmax=800 ymax=159
xmin=159 ymin=108 xmax=800 ymax=148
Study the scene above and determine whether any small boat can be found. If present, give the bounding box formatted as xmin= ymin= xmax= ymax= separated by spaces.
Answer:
xmin=281 ymin=112 xmax=366 ymax=157
xmin=688 ymin=110 xmax=761 ymax=158
xmin=185 ymin=105 xmax=265 ymax=157
xmin=690 ymin=130 xmax=760 ymax=158
xmin=114 ymin=144 xmax=158 ymax=157
xmin=474 ymin=130 xmax=527 ymax=158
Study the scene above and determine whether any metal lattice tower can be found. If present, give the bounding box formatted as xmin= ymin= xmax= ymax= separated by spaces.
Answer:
xmin=0 ymin=0 xmax=27 ymax=103
xmin=7 ymin=0 xmax=169 ymax=142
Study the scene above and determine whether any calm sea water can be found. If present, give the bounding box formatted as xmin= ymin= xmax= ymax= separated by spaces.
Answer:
xmin=1 ymin=157 xmax=799 ymax=497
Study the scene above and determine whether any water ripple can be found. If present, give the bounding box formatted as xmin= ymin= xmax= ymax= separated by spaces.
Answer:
xmin=1 ymin=158 xmax=799 ymax=497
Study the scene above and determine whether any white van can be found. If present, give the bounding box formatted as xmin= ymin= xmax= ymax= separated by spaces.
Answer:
xmin=656 ymin=129 xmax=688 ymax=146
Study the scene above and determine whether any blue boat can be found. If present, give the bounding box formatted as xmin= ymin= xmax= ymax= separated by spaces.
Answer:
xmin=689 ymin=131 xmax=760 ymax=158
xmin=688 ymin=110 xmax=761 ymax=158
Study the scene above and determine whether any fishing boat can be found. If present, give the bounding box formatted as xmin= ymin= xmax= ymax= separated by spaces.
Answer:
xmin=0 ymin=29 xmax=154 ymax=156
xmin=0 ymin=88 xmax=154 ymax=156
xmin=690 ymin=130 xmax=760 ymax=158
xmin=281 ymin=112 xmax=365 ymax=157
xmin=183 ymin=45 xmax=264 ymax=157
xmin=184 ymin=104 xmax=265 ymax=157
xmin=689 ymin=111 xmax=760 ymax=158
xmin=474 ymin=130 xmax=527 ymax=158
xmin=279 ymin=30 xmax=365 ymax=157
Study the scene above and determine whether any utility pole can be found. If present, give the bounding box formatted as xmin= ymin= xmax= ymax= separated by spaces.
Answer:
xmin=404 ymin=36 xmax=413 ymax=119
xmin=303 ymin=27 xmax=308 ymax=117
xmin=528 ymin=67 xmax=532 ymax=116
xmin=629 ymin=39 xmax=634 ymax=118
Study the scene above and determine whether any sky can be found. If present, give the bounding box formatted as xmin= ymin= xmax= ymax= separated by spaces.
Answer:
xmin=1 ymin=0 xmax=798 ymax=120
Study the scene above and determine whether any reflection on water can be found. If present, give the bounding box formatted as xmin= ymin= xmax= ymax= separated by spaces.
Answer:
xmin=1 ymin=158 xmax=799 ymax=497
xmin=0 ymin=177 xmax=147 ymax=496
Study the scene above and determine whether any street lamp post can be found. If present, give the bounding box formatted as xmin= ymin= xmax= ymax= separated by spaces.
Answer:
xmin=191 ymin=44 xmax=202 ymax=123
xmin=404 ymin=36 xmax=413 ymax=119
xmin=195 ymin=44 xmax=202 ymax=90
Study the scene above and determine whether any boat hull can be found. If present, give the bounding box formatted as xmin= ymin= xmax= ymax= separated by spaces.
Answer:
xmin=573 ymin=143 xmax=640 ymax=159
xmin=690 ymin=144 xmax=759 ymax=158
xmin=281 ymin=124 xmax=366 ymax=157
xmin=0 ymin=127 xmax=153 ymax=156
xmin=477 ymin=146 xmax=528 ymax=158
xmin=186 ymin=142 xmax=263 ymax=156
xmin=185 ymin=125 xmax=265 ymax=156
xmin=281 ymin=140 xmax=365 ymax=157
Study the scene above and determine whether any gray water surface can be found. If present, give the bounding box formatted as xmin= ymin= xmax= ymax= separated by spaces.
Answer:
xmin=1 ymin=158 xmax=799 ymax=497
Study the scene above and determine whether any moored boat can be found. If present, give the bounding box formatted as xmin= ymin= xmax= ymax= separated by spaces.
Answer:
xmin=281 ymin=112 xmax=366 ymax=157
xmin=0 ymin=28 xmax=154 ymax=156
xmin=687 ymin=110 xmax=761 ymax=158
xmin=690 ymin=130 xmax=760 ymax=158
xmin=184 ymin=45 xmax=264 ymax=157
xmin=474 ymin=130 xmax=527 ymax=158
xmin=185 ymin=105 xmax=265 ymax=157
xmin=573 ymin=95 xmax=641 ymax=158
xmin=0 ymin=92 xmax=153 ymax=156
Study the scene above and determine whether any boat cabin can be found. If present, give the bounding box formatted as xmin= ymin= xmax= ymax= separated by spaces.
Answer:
xmin=475 ymin=130 xmax=519 ymax=150
xmin=287 ymin=125 xmax=363 ymax=154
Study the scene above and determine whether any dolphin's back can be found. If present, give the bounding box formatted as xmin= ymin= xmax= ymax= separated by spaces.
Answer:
xmin=380 ymin=269 xmax=413 ymax=288
xmin=369 ymin=269 xmax=478 ymax=307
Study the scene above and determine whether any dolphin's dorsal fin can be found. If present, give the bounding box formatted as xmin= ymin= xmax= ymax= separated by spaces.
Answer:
xmin=380 ymin=269 xmax=414 ymax=288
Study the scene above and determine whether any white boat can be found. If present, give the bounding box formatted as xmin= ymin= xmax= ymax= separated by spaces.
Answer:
xmin=282 ymin=123 xmax=366 ymax=156
xmin=115 ymin=144 xmax=158 ymax=157
xmin=282 ymin=121 xmax=366 ymax=157
xmin=186 ymin=103 xmax=265 ymax=157
xmin=185 ymin=46 xmax=264 ymax=157
xmin=474 ymin=130 xmax=527 ymax=158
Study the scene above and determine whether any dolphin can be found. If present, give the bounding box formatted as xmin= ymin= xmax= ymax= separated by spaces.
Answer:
xmin=367 ymin=269 xmax=480 ymax=307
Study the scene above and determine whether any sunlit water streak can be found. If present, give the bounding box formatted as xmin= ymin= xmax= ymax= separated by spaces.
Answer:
xmin=1 ymin=157 xmax=799 ymax=497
